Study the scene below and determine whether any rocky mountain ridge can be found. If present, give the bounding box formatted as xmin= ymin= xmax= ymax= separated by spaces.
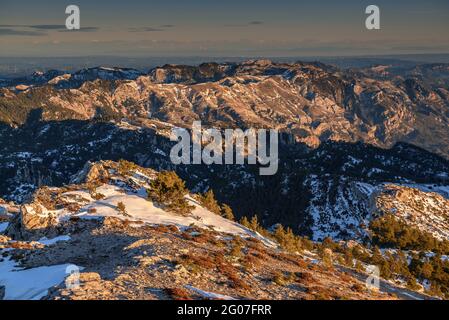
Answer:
xmin=0 ymin=161 xmax=435 ymax=300
xmin=1 ymin=60 xmax=449 ymax=157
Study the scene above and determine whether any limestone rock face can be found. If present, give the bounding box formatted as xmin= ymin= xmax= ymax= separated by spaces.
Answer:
xmin=6 ymin=203 xmax=58 ymax=239
xmin=70 ymin=162 xmax=110 ymax=184
xmin=375 ymin=185 xmax=449 ymax=240
xmin=21 ymin=204 xmax=58 ymax=230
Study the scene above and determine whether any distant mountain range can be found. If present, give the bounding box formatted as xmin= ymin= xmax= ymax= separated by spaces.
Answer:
xmin=1 ymin=53 xmax=449 ymax=78
xmin=1 ymin=59 xmax=449 ymax=157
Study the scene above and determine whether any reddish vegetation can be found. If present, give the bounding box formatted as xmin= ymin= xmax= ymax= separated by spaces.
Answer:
xmin=165 ymin=287 xmax=192 ymax=300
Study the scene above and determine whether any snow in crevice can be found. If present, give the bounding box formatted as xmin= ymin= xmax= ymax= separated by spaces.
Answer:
xmin=38 ymin=235 xmax=71 ymax=246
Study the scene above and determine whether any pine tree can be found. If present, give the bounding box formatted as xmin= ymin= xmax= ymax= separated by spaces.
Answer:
xmin=370 ymin=246 xmax=384 ymax=265
xmin=344 ymin=247 xmax=354 ymax=267
xmin=117 ymin=201 xmax=130 ymax=217
xmin=199 ymin=189 xmax=221 ymax=215
xmin=249 ymin=215 xmax=260 ymax=232
xmin=321 ymin=248 xmax=334 ymax=269
xmin=118 ymin=159 xmax=137 ymax=176
xmin=230 ymin=237 xmax=243 ymax=258
xmin=220 ymin=204 xmax=234 ymax=221
xmin=420 ymin=262 xmax=434 ymax=279
xmin=240 ymin=216 xmax=250 ymax=228
xmin=147 ymin=171 xmax=194 ymax=215
xmin=355 ymin=260 xmax=364 ymax=272
xmin=406 ymin=277 xmax=420 ymax=290
xmin=427 ymin=281 xmax=444 ymax=298
xmin=272 ymin=224 xmax=303 ymax=253
xmin=274 ymin=224 xmax=286 ymax=241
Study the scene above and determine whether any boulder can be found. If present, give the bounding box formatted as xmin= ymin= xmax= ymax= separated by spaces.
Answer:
xmin=0 ymin=235 xmax=10 ymax=243
xmin=5 ymin=204 xmax=59 ymax=239
xmin=70 ymin=161 xmax=110 ymax=184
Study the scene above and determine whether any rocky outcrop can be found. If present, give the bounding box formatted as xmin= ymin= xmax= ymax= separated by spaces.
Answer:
xmin=0 ymin=234 xmax=10 ymax=244
xmin=70 ymin=161 xmax=110 ymax=184
xmin=5 ymin=203 xmax=58 ymax=240
xmin=307 ymin=178 xmax=449 ymax=241
xmin=375 ymin=185 xmax=449 ymax=240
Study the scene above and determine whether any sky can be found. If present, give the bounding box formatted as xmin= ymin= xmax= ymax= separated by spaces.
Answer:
xmin=0 ymin=0 xmax=448 ymax=57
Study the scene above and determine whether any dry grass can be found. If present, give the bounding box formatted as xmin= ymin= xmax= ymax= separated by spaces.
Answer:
xmin=219 ymin=262 xmax=251 ymax=292
xmin=242 ymin=251 xmax=262 ymax=270
xmin=192 ymin=233 xmax=216 ymax=244
xmin=152 ymin=225 xmax=172 ymax=234
xmin=351 ymin=283 xmax=366 ymax=292
xmin=176 ymin=249 xmax=252 ymax=292
xmin=272 ymin=271 xmax=297 ymax=286
xmin=165 ymin=287 xmax=192 ymax=300
xmin=180 ymin=230 xmax=227 ymax=248
xmin=66 ymin=203 xmax=81 ymax=213
xmin=177 ymin=252 xmax=217 ymax=271
xmin=295 ymin=271 xmax=314 ymax=283
xmin=88 ymin=208 xmax=97 ymax=214
xmin=91 ymin=193 xmax=106 ymax=200
xmin=225 ymin=272 xmax=251 ymax=292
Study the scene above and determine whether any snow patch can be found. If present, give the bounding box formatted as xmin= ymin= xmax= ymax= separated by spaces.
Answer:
xmin=56 ymin=184 xmax=276 ymax=247
xmin=0 ymin=222 xmax=8 ymax=233
xmin=38 ymin=235 xmax=71 ymax=246
xmin=0 ymin=258 xmax=79 ymax=300
xmin=185 ymin=285 xmax=237 ymax=300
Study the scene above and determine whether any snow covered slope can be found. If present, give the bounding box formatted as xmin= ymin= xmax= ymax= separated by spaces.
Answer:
xmin=0 ymin=258 xmax=78 ymax=300
xmin=12 ymin=161 xmax=275 ymax=246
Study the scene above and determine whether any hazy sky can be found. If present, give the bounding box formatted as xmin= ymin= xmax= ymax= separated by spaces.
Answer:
xmin=0 ymin=0 xmax=448 ymax=57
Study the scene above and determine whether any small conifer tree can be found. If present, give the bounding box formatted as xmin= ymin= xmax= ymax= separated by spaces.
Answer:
xmin=148 ymin=171 xmax=194 ymax=215
xmin=220 ymin=204 xmax=235 ymax=221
